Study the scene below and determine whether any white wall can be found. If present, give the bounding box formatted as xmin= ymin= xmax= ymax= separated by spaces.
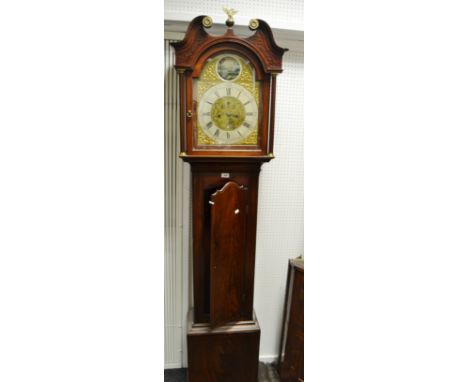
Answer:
xmin=164 ymin=0 xmax=303 ymax=31
xmin=254 ymin=49 xmax=303 ymax=361
xmin=164 ymin=0 xmax=304 ymax=366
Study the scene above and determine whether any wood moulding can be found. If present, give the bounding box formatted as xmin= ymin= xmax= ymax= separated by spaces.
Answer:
xmin=171 ymin=15 xmax=288 ymax=73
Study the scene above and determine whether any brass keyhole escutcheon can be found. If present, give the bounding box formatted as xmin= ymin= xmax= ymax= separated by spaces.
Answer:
xmin=186 ymin=110 xmax=193 ymax=118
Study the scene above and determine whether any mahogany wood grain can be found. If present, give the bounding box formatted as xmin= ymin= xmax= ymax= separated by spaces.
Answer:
xmin=268 ymin=74 xmax=277 ymax=154
xmin=187 ymin=309 xmax=260 ymax=382
xmin=171 ymin=16 xmax=287 ymax=73
xmin=191 ymin=162 xmax=260 ymax=323
xmin=210 ymin=181 xmax=249 ymax=325
xmin=177 ymin=71 xmax=187 ymax=153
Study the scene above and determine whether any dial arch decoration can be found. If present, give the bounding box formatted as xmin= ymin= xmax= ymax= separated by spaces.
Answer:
xmin=194 ymin=52 xmax=260 ymax=146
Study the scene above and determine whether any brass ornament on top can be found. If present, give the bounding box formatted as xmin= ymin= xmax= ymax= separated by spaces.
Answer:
xmin=223 ymin=7 xmax=237 ymax=27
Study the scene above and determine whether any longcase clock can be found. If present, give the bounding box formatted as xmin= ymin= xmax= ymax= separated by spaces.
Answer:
xmin=171 ymin=11 xmax=287 ymax=382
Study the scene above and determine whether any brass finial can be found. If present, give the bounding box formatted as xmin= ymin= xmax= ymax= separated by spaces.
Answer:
xmin=249 ymin=19 xmax=259 ymax=30
xmin=223 ymin=7 xmax=237 ymax=27
xmin=202 ymin=16 xmax=213 ymax=28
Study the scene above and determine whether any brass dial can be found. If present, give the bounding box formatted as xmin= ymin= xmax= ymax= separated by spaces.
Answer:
xmin=198 ymin=83 xmax=258 ymax=145
xmin=211 ymin=96 xmax=245 ymax=131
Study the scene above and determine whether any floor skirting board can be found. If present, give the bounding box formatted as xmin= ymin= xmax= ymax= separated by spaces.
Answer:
xmin=164 ymin=363 xmax=182 ymax=370
xmin=259 ymin=355 xmax=279 ymax=363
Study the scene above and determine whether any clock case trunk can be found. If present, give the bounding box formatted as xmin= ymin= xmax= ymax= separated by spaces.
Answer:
xmin=187 ymin=161 xmax=262 ymax=382
xmin=190 ymin=162 xmax=261 ymax=325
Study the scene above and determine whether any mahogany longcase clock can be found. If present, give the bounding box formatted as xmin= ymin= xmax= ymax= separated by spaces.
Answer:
xmin=171 ymin=11 xmax=287 ymax=382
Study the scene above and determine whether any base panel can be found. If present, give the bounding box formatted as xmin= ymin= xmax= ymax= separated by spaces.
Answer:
xmin=187 ymin=310 xmax=261 ymax=382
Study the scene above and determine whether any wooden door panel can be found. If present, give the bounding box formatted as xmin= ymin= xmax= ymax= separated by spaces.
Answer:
xmin=210 ymin=181 xmax=248 ymax=325
xmin=191 ymin=163 xmax=260 ymax=324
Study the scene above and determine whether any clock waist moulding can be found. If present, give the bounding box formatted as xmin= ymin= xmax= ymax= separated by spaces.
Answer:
xmin=171 ymin=13 xmax=287 ymax=382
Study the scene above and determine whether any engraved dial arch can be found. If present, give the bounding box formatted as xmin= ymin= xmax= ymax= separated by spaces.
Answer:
xmin=197 ymin=82 xmax=258 ymax=145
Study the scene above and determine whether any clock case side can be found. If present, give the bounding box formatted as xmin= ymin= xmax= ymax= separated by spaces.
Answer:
xmin=170 ymin=16 xmax=287 ymax=163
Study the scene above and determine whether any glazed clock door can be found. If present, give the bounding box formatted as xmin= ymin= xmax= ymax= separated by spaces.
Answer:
xmin=209 ymin=181 xmax=249 ymax=326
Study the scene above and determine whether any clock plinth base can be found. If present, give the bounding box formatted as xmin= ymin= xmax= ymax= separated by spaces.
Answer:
xmin=186 ymin=309 xmax=260 ymax=382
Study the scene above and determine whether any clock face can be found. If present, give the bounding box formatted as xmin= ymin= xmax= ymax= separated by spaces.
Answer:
xmin=194 ymin=53 xmax=260 ymax=147
xmin=197 ymin=83 xmax=258 ymax=145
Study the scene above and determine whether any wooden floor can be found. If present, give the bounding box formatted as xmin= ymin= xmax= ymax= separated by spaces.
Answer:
xmin=164 ymin=362 xmax=281 ymax=382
